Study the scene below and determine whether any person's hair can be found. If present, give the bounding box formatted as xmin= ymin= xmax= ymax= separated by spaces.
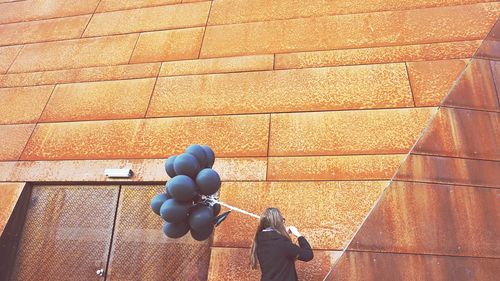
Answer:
xmin=250 ymin=208 xmax=291 ymax=269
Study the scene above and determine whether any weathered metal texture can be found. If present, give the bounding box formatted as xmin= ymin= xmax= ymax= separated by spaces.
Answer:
xmin=349 ymin=181 xmax=500 ymax=257
xmin=10 ymin=185 xmax=119 ymax=281
xmin=325 ymin=251 xmax=500 ymax=281
xmin=475 ymin=18 xmax=500 ymax=60
xmin=0 ymin=183 xmax=30 ymax=281
xmin=413 ymin=107 xmax=499 ymax=160
xmin=395 ymin=154 xmax=499 ymax=188
xmin=0 ymin=157 xmax=267 ymax=182
xmin=442 ymin=59 xmax=499 ymax=111
xmin=207 ymin=247 xmax=341 ymax=281
xmin=107 ymin=185 xmax=211 ymax=281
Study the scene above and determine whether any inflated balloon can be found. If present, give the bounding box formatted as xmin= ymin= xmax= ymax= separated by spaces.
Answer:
xmin=163 ymin=221 xmax=190 ymax=239
xmin=160 ymin=199 xmax=191 ymax=223
xmin=212 ymin=203 xmax=221 ymax=216
xmin=165 ymin=155 xmax=177 ymax=178
xmin=167 ymin=175 xmax=196 ymax=202
xmin=173 ymin=153 xmax=200 ymax=178
xmin=151 ymin=193 xmax=169 ymax=216
xmin=189 ymin=205 xmax=215 ymax=231
xmin=196 ymin=168 xmax=221 ymax=195
xmin=186 ymin=144 xmax=208 ymax=168
xmin=202 ymin=145 xmax=215 ymax=168
xmin=190 ymin=225 xmax=213 ymax=241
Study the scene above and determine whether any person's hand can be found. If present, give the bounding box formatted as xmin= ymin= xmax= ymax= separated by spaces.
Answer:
xmin=287 ymin=226 xmax=302 ymax=237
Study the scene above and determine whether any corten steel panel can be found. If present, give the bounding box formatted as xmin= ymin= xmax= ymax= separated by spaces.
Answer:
xmin=490 ymin=60 xmax=500 ymax=104
xmin=275 ymin=41 xmax=481 ymax=70
xmin=0 ymin=45 xmax=22 ymax=74
xmin=0 ymin=0 xmax=100 ymax=24
xmin=475 ymin=18 xmax=500 ymax=60
xmin=269 ymin=108 xmax=435 ymax=156
xmin=0 ymin=85 xmax=54 ymax=124
xmin=96 ymin=0 xmax=181 ymax=13
xmin=84 ymin=2 xmax=210 ymax=37
xmin=8 ymin=34 xmax=139 ymax=73
xmin=407 ymin=59 xmax=468 ymax=106
xmin=207 ymin=247 xmax=341 ymax=281
xmin=39 ymin=79 xmax=156 ymax=123
xmin=129 ymin=28 xmax=204 ymax=64
xmin=0 ymin=124 xmax=35 ymax=161
xmin=208 ymin=0 xmax=500 ymax=25
xmin=107 ymin=185 xmax=210 ymax=281
xmin=10 ymin=185 xmax=119 ymax=281
xmin=147 ymin=64 xmax=413 ymax=117
xmin=214 ymin=181 xmax=387 ymax=249
xmin=267 ymin=154 xmax=405 ymax=181
xmin=200 ymin=4 xmax=499 ymax=58
xmin=0 ymin=63 xmax=161 ymax=88
xmin=395 ymin=154 xmax=500 ymax=188
xmin=349 ymin=181 xmax=500 ymax=257
xmin=0 ymin=182 xmax=25 ymax=235
xmin=413 ymin=107 xmax=500 ymax=160
xmin=443 ymin=59 xmax=500 ymax=111
xmin=20 ymin=114 xmax=269 ymax=160
xmin=325 ymin=251 xmax=500 ymax=281
xmin=0 ymin=15 xmax=90 ymax=46
xmin=0 ymin=158 xmax=267 ymax=182
xmin=159 ymin=55 xmax=274 ymax=77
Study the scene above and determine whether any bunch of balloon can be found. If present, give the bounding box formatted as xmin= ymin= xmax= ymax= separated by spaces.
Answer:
xmin=150 ymin=144 xmax=225 ymax=241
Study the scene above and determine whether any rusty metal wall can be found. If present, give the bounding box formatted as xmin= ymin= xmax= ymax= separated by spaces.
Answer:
xmin=9 ymin=185 xmax=119 ymax=281
xmin=106 ymin=185 xmax=211 ymax=281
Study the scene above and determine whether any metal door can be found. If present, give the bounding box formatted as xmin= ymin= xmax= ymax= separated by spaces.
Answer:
xmin=10 ymin=185 xmax=119 ymax=281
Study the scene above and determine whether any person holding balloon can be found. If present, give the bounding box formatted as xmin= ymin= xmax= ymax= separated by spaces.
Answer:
xmin=250 ymin=208 xmax=313 ymax=281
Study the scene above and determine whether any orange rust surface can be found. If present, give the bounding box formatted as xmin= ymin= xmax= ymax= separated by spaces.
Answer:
xmin=148 ymin=64 xmax=413 ymax=117
xmin=350 ymin=181 xmax=500 ymax=257
xmin=0 ymin=182 xmax=25 ymax=236
xmin=214 ymin=181 xmax=387 ymax=249
xmin=326 ymin=251 xmax=500 ymax=281
xmin=0 ymin=124 xmax=36 ymax=160
xmin=0 ymin=45 xmax=22 ymax=74
xmin=39 ymin=79 xmax=156 ymax=122
xmin=21 ymin=114 xmax=270 ymax=160
xmin=96 ymin=0 xmax=182 ymax=13
xmin=407 ymin=59 xmax=468 ymax=106
xmin=207 ymin=247 xmax=341 ymax=281
xmin=0 ymin=85 xmax=54 ymax=124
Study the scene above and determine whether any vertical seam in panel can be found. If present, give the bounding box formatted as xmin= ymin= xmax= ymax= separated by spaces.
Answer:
xmin=144 ymin=66 xmax=162 ymax=118
xmin=17 ymin=84 xmax=57 ymax=160
xmin=404 ymin=62 xmax=417 ymax=107
xmin=103 ymin=185 xmax=122 ymax=281
xmin=127 ymin=33 xmax=141 ymax=64
xmin=265 ymin=114 xmax=272 ymax=180
xmin=273 ymin=54 xmax=276 ymax=70
xmin=80 ymin=0 xmax=102 ymax=38
xmin=197 ymin=1 xmax=213 ymax=59
xmin=5 ymin=45 xmax=24 ymax=74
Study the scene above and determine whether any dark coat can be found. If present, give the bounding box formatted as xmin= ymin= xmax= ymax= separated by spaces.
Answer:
xmin=256 ymin=230 xmax=313 ymax=281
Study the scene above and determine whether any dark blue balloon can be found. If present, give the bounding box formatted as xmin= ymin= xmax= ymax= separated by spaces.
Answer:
xmin=196 ymin=168 xmax=221 ymax=195
xmin=190 ymin=225 xmax=213 ymax=241
xmin=165 ymin=155 xmax=177 ymax=178
xmin=202 ymin=145 xmax=215 ymax=168
xmin=163 ymin=221 xmax=189 ymax=239
xmin=186 ymin=144 xmax=208 ymax=168
xmin=212 ymin=203 xmax=221 ymax=216
xmin=189 ymin=205 xmax=214 ymax=231
xmin=167 ymin=175 xmax=196 ymax=202
xmin=173 ymin=153 xmax=200 ymax=178
xmin=150 ymin=193 xmax=169 ymax=216
xmin=160 ymin=199 xmax=191 ymax=223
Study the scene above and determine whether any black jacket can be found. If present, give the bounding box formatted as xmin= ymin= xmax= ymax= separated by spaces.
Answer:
xmin=256 ymin=230 xmax=313 ymax=281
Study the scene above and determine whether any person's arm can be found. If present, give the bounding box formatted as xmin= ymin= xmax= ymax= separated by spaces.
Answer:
xmin=283 ymin=226 xmax=313 ymax=262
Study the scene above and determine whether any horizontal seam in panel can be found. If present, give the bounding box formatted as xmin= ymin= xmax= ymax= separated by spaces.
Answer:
xmin=346 ymin=249 xmax=500 ymax=260
xmin=410 ymin=152 xmax=500 ymax=163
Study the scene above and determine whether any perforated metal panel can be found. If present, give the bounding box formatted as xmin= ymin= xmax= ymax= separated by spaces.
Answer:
xmin=107 ymin=185 xmax=211 ymax=281
xmin=10 ymin=185 xmax=119 ymax=281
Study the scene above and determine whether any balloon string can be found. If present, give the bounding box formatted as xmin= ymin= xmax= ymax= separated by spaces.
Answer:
xmin=216 ymin=200 xmax=260 ymax=219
